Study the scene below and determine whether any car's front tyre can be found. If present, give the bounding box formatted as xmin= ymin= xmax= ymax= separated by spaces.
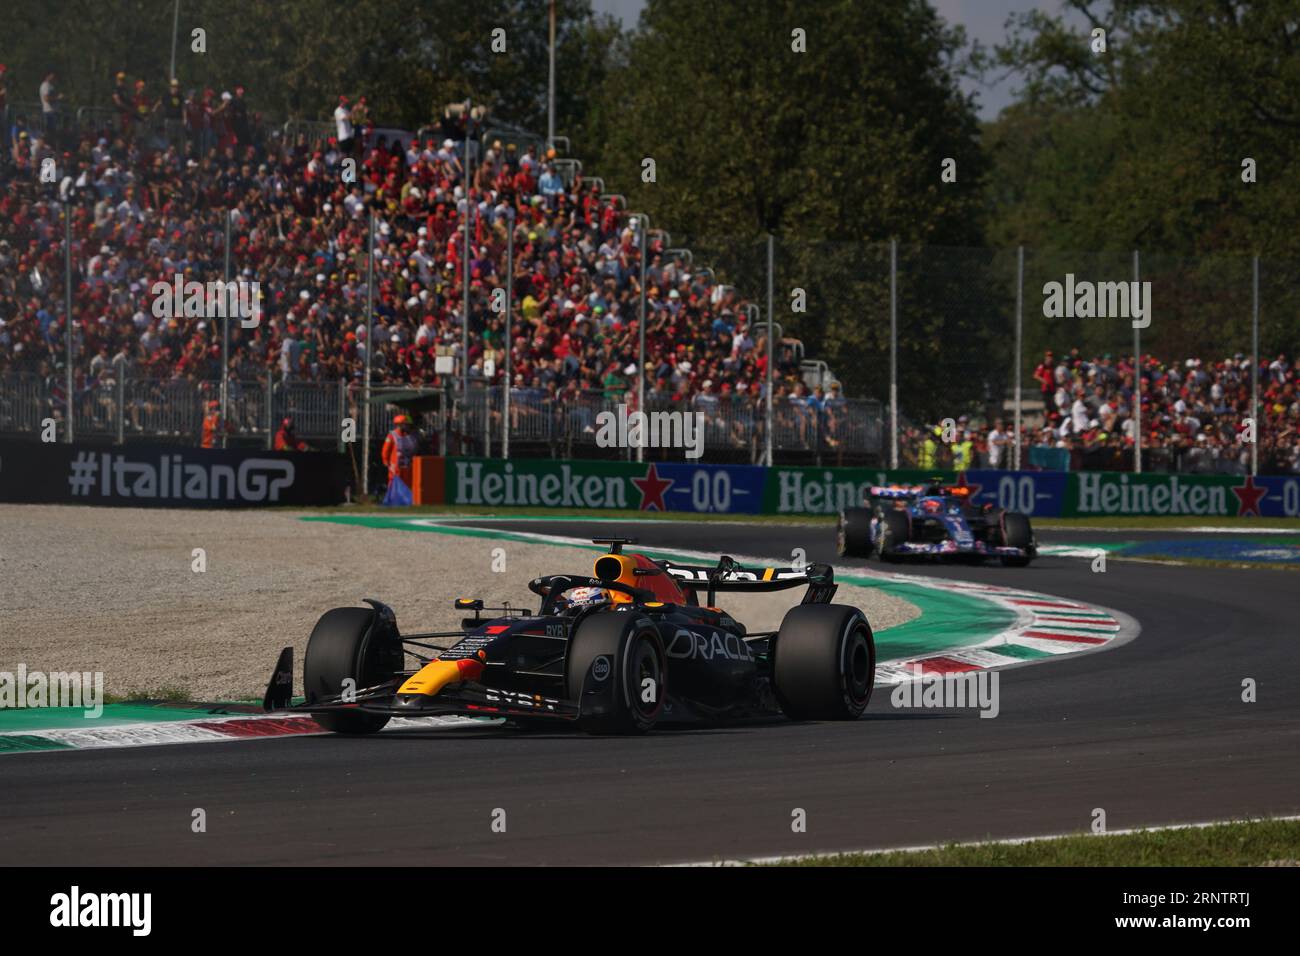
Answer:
xmin=565 ymin=611 xmax=666 ymax=735
xmin=303 ymin=606 xmax=401 ymax=734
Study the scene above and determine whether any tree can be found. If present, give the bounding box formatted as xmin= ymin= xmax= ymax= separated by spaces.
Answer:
xmin=983 ymin=0 xmax=1300 ymax=358
xmin=3 ymin=0 xmax=617 ymax=137
xmin=593 ymin=0 xmax=985 ymax=243
xmin=986 ymin=0 xmax=1300 ymax=260
xmin=588 ymin=0 xmax=995 ymax=413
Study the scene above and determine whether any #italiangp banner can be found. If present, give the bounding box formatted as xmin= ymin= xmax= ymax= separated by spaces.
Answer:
xmin=431 ymin=457 xmax=1299 ymax=519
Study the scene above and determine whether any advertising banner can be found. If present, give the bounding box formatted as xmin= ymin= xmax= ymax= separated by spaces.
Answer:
xmin=444 ymin=457 xmax=766 ymax=513
xmin=431 ymin=457 xmax=1300 ymax=519
xmin=0 ymin=440 xmax=351 ymax=507
xmin=964 ymin=470 xmax=1069 ymax=518
xmin=764 ymin=467 xmax=957 ymax=515
xmin=1066 ymin=471 xmax=1297 ymax=518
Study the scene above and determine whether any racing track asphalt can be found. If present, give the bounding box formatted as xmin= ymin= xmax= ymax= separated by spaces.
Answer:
xmin=3 ymin=520 xmax=1298 ymax=866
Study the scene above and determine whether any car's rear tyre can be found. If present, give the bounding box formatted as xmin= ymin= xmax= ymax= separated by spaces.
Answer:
xmin=304 ymin=606 xmax=400 ymax=734
xmin=999 ymin=512 xmax=1034 ymax=567
xmin=771 ymin=604 xmax=875 ymax=721
xmin=837 ymin=507 xmax=873 ymax=557
xmin=565 ymin=611 xmax=666 ymax=735
xmin=877 ymin=509 xmax=910 ymax=562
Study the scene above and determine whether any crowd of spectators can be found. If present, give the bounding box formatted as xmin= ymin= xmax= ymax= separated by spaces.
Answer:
xmin=0 ymin=71 xmax=819 ymax=439
xmin=906 ymin=348 xmax=1300 ymax=474
xmin=7 ymin=73 xmax=1290 ymax=471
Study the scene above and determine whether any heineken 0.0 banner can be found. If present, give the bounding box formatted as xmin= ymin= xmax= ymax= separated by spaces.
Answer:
xmin=446 ymin=457 xmax=767 ymax=514
xmin=1067 ymin=471 xmax=1296 ymax=518
xmin=762 ymin=467 xmax=1069 ymax=518
xmin=431 ymin=457 xmax=1300 ymax=519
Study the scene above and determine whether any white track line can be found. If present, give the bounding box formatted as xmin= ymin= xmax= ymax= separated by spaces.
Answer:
xmin=673 ymin=814 xmax=1300 ymax=866
xmin=1036 ymin=525 xmax=1299 ymax=534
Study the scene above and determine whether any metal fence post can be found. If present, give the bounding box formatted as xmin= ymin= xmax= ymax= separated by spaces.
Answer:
xmin=115 ymin=359 xmax=125 ymax=445
xmin=463 ymin=113 xmax=473 ymax=399
xmin=169 ymin=0 xmax=181 ymax=81
xmin=338 ymin=377 xmax=346 ymax=453
xmin=814 ymin=404 xmax=822 ymax=467
xmin=765 ymin=234 xmax=774 ymax=467
xmin=1133 ymin=249 xmax=1142 ymax=474
xmin=637 ymin=217 xmax=647 ymax=463
xmin=503 ymin=208 xmax=514 ymax=460
xmin=443 ymin=383 xmax=452 ymax=457
xmin=362 ymin=209 xmax=374 ymax=495
xmin=264 ymin=371 xmax=272 ymax=450
xmin=221 ymin=208 xmax=232 ymax=448
xmin=65 ymin=204 xmax=74 ymax=443
xmin=889 ymin=238 xmax=897 ymax=469
xmin=1252 ymin=255 xmax=1260 ymax=477
xmin=1014 ymin=245 xmax=1023 ymax=471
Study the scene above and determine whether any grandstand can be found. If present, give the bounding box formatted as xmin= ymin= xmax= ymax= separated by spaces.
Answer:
xmin=905 ymin=348 xmax=1298 ymax=476
xmin=0 ymin=83 xmax=1293 ymax=478
xmin=0 ymin=84 xmax=877 ymax=477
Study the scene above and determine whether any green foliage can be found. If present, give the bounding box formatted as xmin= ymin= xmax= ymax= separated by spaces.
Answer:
xmin=985 ymin=0 xmax=1300 ymax=261
xmin=588 ymin=0 xmax=991 ymax=412
xmin=592 ymin=0 xmax=985 ymax=244
xmin=3 ymin=0 xmax=617 ymax=137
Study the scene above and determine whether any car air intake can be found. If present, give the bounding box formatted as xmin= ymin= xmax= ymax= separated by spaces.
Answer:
xmin=594 ymin=555 xmax=623 ymax=582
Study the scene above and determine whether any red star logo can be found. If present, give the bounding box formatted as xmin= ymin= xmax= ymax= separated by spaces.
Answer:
xmin=1231 ymin=474 xmax=1267 ymax=517
xmin=633 ymin=463 xmax=673 ymax=511
xmin=953 ymin=471 xmax=983 ymax=500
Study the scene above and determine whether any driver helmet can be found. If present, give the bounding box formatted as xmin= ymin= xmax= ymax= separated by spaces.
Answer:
xmin=921 ymin=498 xmax=943 ymax=514
xmin=563 ymin=585 xmax=611 ymax=607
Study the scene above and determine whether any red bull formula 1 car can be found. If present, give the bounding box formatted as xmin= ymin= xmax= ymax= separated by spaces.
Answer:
xmin=837 ymin=482 xmax=1036 ymax=566
xmin=263 ymin=538 xmax=876 ymax=735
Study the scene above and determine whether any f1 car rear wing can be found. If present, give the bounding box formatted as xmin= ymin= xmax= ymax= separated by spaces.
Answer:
xmin=585 ymin=539 xmax=838 ymax=606
xmin=870 ymin=484 xmax=925 ymax=499
xmin=660 ymin=556 xmax=838 ymax=606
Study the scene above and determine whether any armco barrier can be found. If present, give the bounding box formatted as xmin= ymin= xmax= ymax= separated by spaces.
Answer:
xmin=0 ymin=439 xmax=352 ymax=507
xmin=412 ymin=457 xmax=1300 ymax=519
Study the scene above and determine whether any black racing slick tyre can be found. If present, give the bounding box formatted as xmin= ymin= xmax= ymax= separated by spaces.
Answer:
xmin=837 ymin=507 xmax=873 ymax=557
xmin=771 ymin=604 xmax=875 ymax=721
xmin=565 ymin=610 xmax=666 ymax=735
xmin=303 ymin=606 xmax=400 ymax=734
xmin=999 ymin=512 xmax=1034 ymax=567
xmin=877 ymin=509 xmax=910 ymax=562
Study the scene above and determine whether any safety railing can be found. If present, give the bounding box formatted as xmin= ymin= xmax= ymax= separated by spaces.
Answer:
xmin=0 ymin=370 xmax=890 ymax=466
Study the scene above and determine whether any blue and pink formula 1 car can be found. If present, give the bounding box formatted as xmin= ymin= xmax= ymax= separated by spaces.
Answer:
xmin=837 ymin=482 xmax=1036 ymax=566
